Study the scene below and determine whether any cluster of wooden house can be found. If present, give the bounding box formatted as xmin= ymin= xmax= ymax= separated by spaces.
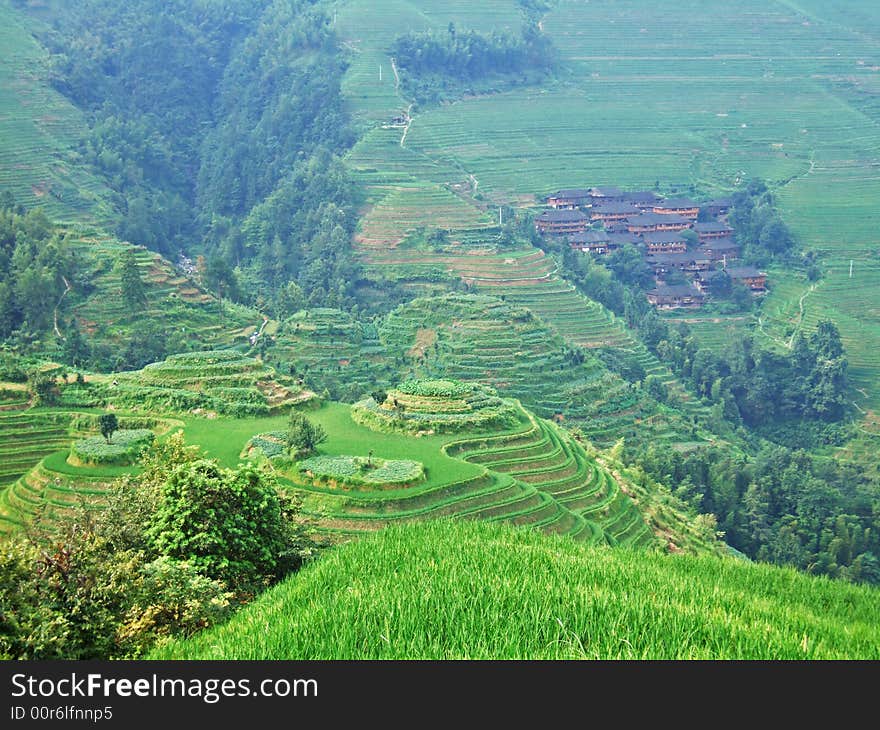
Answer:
xmin=536 ymin=186 xmax=767 ymax=309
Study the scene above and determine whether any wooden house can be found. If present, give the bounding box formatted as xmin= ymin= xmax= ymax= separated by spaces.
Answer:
xmin=589 ymin=202 xmax=640 ymax=223
xmin=606 ymin=232 xmax=641 ymax=249
xmin=588 ymin=186 xmax=625 ymax=203
xmin=695 ymin=221 xmax=734 ymax=241
xmin=623 ymin=191 xmax=661 ymax=210
xmin=546 ymin=189 xmax=591 ymax=209
xmin=569 ymin=230 xmax=617 ymax=254
xmin=698 ymin=237 xmax=741 ymax=261
xmin=627 ymin=212 xmax=693 ymax=233
xmin=640 ymin=231 xmax=688 ymax=253
xmin=653 ymin=197 xmax=700 ymax=219
xmin=726 ymin=266 xmax=767 ymax=292
xmin=646 ymin=252 xmax=710 ymax=276
xmin=701 ymin=197 xmax=733 ymax=217
xmin=646 ymin=284 xmax=705 ymax=309
xmin=535 ymin=209 xmax=590 ymax=235
xmin=694 ymin=269 xmax=728 ymax=293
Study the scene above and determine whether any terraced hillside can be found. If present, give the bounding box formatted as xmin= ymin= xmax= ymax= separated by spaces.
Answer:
xmin=367 ymin=243 xmax=716 ymax=446
xmin=113 ymin=351 xmax=316 ymax=416
xmin=379 ymin=293 xmax=659 ymax=444
xmin=65 ymin=235 xmax=258 ymax=352
xmin=0 ymin=412 xmax=177 ymax=535
xmin=334 ymin=0 xmax=880 ymax=456
xmin=0 ymin=1 xmax=114 ymax=222
xmin=274 ymin=380 xmax=653 ymax=549
xmin=268 ymin=308 xmax=395 ymax=401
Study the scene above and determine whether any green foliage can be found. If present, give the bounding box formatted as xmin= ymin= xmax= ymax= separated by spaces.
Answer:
xmin=392 ymin=23 xmax=556 ymax=105
xmin=145 ymin=459 xmax=311 ymax=595
xmin=286 ymin=412 xmax=328 ymax=456
xmin=0 ymin=444 xmax=234 ymax=659
xmin=0 ymin=203 xmax=77 ymax=341
xmin=115 ymin=248 xmax=147 ymax=308
xmin=153 ymin=520 xmax=880 ymax=660
xmin=71 ymin=429 xmax=155 ymax=466
xmin=99 ymin=412 xmax=118 ymax=443
xmin=633 ymin=440 xmax=880 ymax=585
xmin=297 ymin=455 xmax=425 ymax=488
xmin=396 ymin=379 xmax=470 ymax=398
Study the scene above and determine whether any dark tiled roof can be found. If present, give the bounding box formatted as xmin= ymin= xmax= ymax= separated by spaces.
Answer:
xmin=656 ymin=197 xmax=698 ymax=209
xmin=548 ymin=188 xmax=591 ymax=199
xmin=606 ymin=232 xmax=640 ymax=245
xmin=727 ymin=266 xmax=765 ymax=278
xmin=569 ymin=231 xmax=611 ymax=244
xmin=697 ymin=269 xmax=727 ymax=281
xmin=648 ymin=284 xmax=704 ymax=298
xmin=695 ymin=222 xmax=733 ymax=233
xmin=591 ymin=202 xmax=641 ymax=215
xmin=699 ymin=237 xmax=740 ymax=251
xmin=647 ymin=252 xmax=696 ymax=264
xmin=628 ymin=213 xmax=691 ymax=226
xmin=640 ymin=231 xmax=688 ymax=244
xmin=589 ymin=186 xmax=623 ymax=197
xmin=623 ymin=191 xmax=660 ymax=204
xmin=537 ymin=209 xmax=589 ymax=222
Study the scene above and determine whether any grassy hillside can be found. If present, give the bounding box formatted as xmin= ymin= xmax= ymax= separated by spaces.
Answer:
xmin=0 ymin=0 xmax=114 ymax=222
xmin=152 ymin=519 xmax=880 ymax=660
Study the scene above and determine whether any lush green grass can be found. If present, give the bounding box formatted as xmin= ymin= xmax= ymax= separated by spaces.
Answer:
xmin=181 ymin=402 xmax=481 ymax=488
xmin=152 ymin=519 xmax=880 ymax=660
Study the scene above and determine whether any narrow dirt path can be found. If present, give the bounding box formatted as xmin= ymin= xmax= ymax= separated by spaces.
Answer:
xmin=53 ymin=275 xmax=72 ymax=339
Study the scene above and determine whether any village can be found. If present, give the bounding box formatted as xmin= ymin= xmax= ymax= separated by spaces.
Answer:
xmin=534 ymin=187 xmax=767 ymax=309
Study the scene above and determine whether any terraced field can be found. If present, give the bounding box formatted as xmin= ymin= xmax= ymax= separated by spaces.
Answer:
xmin=0 ymin=2 xmax=114 ymax=222
xmin=0 ymin=402 xmax=70 ymax=495
xmin=380 ymin=293 xmax=646 ymax=443
xmin=114 ymin=350 xmax=316 ymax=416
xmin=282 ymin=383 xmax=653 ymax=548
xmin=268 ymin=308 xmax=395 ymax=401
xmin=66 ymin=235 xmax=258 ymax=352
xmin=0 ymin=411 xmax=179 ymax=535
xmin=335 ymin=0 xmax=880 ymax=444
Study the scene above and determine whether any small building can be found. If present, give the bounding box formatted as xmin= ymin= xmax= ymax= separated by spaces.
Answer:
xmin=623 ymin=191 xmax=661 ymax=210
xmin=627 ymin=212 xmax=693 ymax=233
xmin=726 ymin=266 xmax=767 ymax=292
xmin=589 ymin=202 xmax=641 ymax=222
xmin=701 ymin=197 xmax=733 ymax=217
xmin=606 ymin=232 xmax=641 ymax=249
xmin=546 ymin=188 xmax=592 ymax=209
xmin=569 ymin=230 xmax=617 ymax=254
xmin=604 ymin=220 xmax=632 ymax=234
xmin=646 ymin=284 xmax=705 ymax=309
xmin=535 ymin=209 xmax=590 ymax=236
xmin=698 ymin=237 xmax=741 ymax=261
xmin=694 ymin=268 xmax=728 ymax=293
xmin=646 ymin=252 xmax=710 ymax=275
xmin=640 ymin=231 xmax=689 ymax=253
xmin=588 ymin=186 xmax=625 ymax=203
xmin=695 ymin=221 xmax=734 ymax=241
xmin=653 ymin=197 xmax=700 ymax=219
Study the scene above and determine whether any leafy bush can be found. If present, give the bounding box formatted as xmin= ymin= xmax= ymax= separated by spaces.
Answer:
xmin=146 ymin=460 xmax=312 ymax=595
xmin=297 ymin=455 xmax=425 ymax=488
xmin=70 ymin=429 xmax=156 ymax=465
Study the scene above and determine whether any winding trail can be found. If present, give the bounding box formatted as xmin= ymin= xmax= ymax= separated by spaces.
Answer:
xmin=53 ymin=275 xmax=71 ymax=339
